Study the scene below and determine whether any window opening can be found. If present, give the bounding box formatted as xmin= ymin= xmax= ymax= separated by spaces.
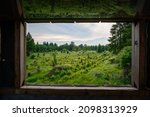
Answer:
xmin=25 ymin=22 xmax=132 ymax=87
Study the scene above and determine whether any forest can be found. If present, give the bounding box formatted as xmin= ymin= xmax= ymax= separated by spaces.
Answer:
xmin=26 ymin=23 xmax=132 ymax=86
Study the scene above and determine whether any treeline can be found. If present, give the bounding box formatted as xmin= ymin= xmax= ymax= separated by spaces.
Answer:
xmin=26 ymin=22 xmax=132 ymax=56
xmin=26 ymin=32 xmax=109 ymax=56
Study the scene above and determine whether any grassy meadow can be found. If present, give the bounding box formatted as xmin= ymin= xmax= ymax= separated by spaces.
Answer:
xmin=26 ymin=50 xmax=131 ymax=86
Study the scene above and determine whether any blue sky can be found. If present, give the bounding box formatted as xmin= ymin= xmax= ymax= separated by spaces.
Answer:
xmin=27 ymin=23 xmax=115 ymax=45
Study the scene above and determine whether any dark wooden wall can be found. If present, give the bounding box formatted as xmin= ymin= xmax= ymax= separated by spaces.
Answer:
xmin=146 ymin=22 xmax=150 ymax=88
xmin=0 ymin=22 xmax=15 ymax=87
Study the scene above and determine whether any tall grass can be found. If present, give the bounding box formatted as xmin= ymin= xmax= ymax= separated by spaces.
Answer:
xmin=26 ymin=51 xmax=131 ymax=86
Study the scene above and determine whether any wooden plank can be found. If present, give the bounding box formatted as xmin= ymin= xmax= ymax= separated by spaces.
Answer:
xmin=135 ymin=0 xmax=146 ymax=16
xmin=15 ymin=21 xmax=26 ymax=88
xmin=14 ymin=21 xmax=20 ymax=88
xmin=20 ymin=22 xmax=26 ymax=86
xmin=146 ymin=22 xmax=150 ymax=88
xmin=25 ymin=17 xmax=137 ymax=23
xmin=139 ymin=21 xmax=147 ymax=88
xmin=21 ymin=86 xmax=137 ymax=90
xmin=20 ymin=86 xmax=138 ymax=96
xmin=132 ymin=21 xmax=147 ymax=89
xmin=15 ymin=0 xmax=23 ymax=17
xmin=0 ymin=22 xmax=15 ymax=87
xmin=132 ymin=22 xmax=140 ymax=88
xmin=12 ymin=0 xmax=24 ymax=20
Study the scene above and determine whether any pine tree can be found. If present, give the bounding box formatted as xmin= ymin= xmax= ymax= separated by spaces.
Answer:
xmin=97 ymin=44 xmax=102 ymax=53
xmin=26 ymin=32 xmax=35 ymax=56
xmin=108 ymin=23 xmax=131 ymax=54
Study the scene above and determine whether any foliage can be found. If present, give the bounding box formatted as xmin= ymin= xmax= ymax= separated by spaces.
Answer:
xmin=51 ymin=52 xmax=57 ymax=67
xmin=32 ymin=41 xmax=108 ymax=53
xmin=26 ymin=32 xmax=35 ymax=56
xmin=108 ymin=23 xmax=132 ymax=82
xmin=97 ymin=44 xmax=109 ymax=53
xmin=117 ymin=46 xmax=131 ymax=81
xmin=23 ymin=0 xmax=136 ymax=19
xmin=108 ymin=23 xmax=132 ymax=54
xmin=30 ymin=54 xmax=36 ymax=59
xmin=26 ymin=51 xmax=131 ymax=86
xmin=118 ymin=46 xmax=131 ymax=69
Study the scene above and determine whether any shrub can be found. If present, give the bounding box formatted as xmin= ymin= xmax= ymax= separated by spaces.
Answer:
xmin=26 ymin=65 xmax=28 ymax=69
xmin=86 ymin=63 xmax=90 ymax=67
xmin=118 ymin=46 xmax=131 ymax=68
xmin=117 ymin=46 xmax=132 ymax=79
xmin=36 ymin=66 xmax=41 ymax=72
xmin=101 ymin=51 xmax=111 ymax=56
xmin=30 ymin=54 xmax=36 ymax=59
xmin=27 ymin=72 xmax=32 ymax=77
xmin=109 ymin=56 xmax=117 ymax=64
xmin=60 ymin=70 xmax=66 ymax=77
xmin=51 ymin=52 xmax=57 ymax=67
xmin=26 ymin=77 xmax=37 ymax=83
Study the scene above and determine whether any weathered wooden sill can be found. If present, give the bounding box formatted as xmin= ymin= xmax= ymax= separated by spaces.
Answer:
xmin=17 ymin=85 xmax=139 ymax=95
xmin=21 ymin=85 xmax=136 ymax=90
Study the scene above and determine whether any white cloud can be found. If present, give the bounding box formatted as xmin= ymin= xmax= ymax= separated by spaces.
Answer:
xmin=27 ymin=23 xmax=115 ymax=45
xmin=79 ymin=23 xmax=115 ymax=37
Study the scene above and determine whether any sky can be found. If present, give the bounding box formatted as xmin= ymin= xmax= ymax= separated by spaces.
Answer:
xmin=27 ymin=23 xmax=115 ymax=46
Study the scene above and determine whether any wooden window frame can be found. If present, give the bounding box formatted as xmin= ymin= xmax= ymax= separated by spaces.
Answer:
xmin=10 ymin=0 xmax=147 ymax=96
xmin=13 ymin=18 xmax=148 ymax=96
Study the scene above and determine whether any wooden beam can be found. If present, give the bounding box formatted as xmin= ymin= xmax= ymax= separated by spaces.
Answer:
xmin=20 ymin=86 xmax=138 ymax=96
xmin=11 ymin=0 xmax=24 ymax=20
xmin=15 ymin=21 xmax=26 ymax=88
xmin=25 ymin=17 xmax=137 ymax=23
xmin=132 ymin=22 xmax=140 ymax=88
xmin=139 ymin=20 xmax=147 ymax=88
xmin=135 ymin=0 xmax=146 ymax=17
xmin=16 ymin=0 xmax=24 ymax=18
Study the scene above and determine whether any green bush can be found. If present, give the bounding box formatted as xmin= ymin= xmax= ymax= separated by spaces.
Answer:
xmin=118 ymin=46 xmax=131 ymax=68
xmin=27 ymin=72 xmax=31 ymax=77
xmin=30 ymin=54 xmax=36 ymax=59
xmin=109 ymin=56 xmax=117 ymax=64
xmin=36 ymin=66 xmax=41 ymax=72
xmin=51 ymin=52 xmax=57 ymax=67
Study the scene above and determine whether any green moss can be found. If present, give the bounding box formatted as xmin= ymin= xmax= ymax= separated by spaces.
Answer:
xmin=23 ymin=0 xmax=136 ymax=19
